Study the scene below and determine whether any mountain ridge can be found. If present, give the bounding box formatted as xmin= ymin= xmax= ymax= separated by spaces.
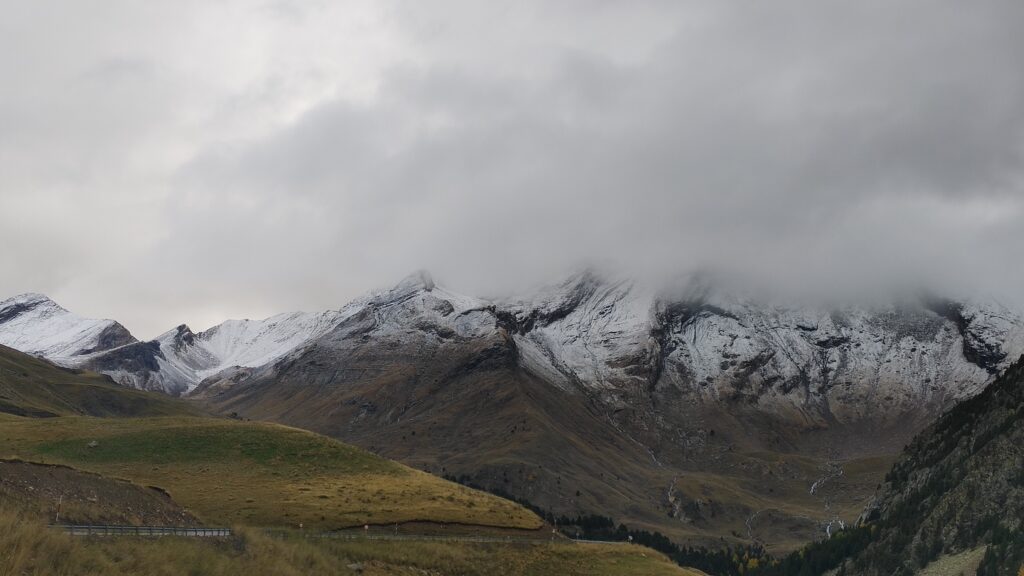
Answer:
xmin=4 ymin=272 xmax=1024 ymax=551
xmin=6 ymin=272 xmax=1021 ymax=404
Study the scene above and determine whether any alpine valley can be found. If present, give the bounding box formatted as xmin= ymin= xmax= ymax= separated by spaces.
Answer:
xmin=3 ymin=271 xmax=1023 ymax=554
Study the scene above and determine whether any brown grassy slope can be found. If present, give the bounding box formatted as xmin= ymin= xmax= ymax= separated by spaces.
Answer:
xmin=0 ymin=509 xmax=703 ymax=576
xmin=195 ymin=340 xmax=676 ymax=532
xmin=0 ymin=414 xmax=541 ymax=531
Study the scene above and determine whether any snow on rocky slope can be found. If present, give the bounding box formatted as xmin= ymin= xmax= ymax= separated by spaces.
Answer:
xmin=181 ymin=269 xmax=1024 ymax=448
xmin=97 ymin=270 xmax=499 ymax=395
xmin=87 ymin=309 xmax=348 ymax=394
xmin=0 ymin=293 xmax=135 ymax=365
xmin=0 ymin=293 xmax=347 ymax=395
xmin=499 ymin=271 xmax=1024 ymax=428
xmin=3 ymin=270 xmax=1023 ymax=411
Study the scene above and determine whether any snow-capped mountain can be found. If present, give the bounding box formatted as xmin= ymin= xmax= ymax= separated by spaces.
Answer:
xmin=3 ymin=271 xmax=1024 ymax=550
xmin=185 ymin=270 xmax=1024 ymax=550
xmin=188 ymin=271 xmax=500 ymax=396
xmin=0 ymin=293 xmax=136 ymax=365
xmin=500 ymin=271 xmax=1024 ymax=429
xmin=84 ymin=309 xmax=348 ymax=395
xmin=180 ymin=267 xmax=1024 ymax=452
xmin=0 ymin=293 xmax=348 ymax=395
xmin=5 ymin=271 xmax=1023 ymax=412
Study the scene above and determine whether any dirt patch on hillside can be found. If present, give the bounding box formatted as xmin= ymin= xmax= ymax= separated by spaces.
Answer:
xmin=0 ymin=459 xmax=197 ymax=526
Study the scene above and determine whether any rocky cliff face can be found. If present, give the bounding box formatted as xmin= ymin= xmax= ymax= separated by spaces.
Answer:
xmin=499 ymin=272 xmax=1023 ymax=448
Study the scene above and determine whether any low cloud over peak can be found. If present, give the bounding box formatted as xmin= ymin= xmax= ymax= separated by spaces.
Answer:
xmin=2 ymin=0 xmax=1023 ymax=337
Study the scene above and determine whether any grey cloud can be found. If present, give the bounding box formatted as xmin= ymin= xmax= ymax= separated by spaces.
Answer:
xmin=1 ymin=0 xmax=1023 ymax=336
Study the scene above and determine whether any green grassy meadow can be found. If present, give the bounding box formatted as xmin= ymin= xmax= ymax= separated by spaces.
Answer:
xmin=0 ymin=414 xmax=542 ymax=530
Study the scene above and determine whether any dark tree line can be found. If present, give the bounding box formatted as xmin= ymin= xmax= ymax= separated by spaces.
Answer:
xmin=443 ymin=474 xmax=767 ymax=575
xmin=444 ymin=471 xmax=1024 ymax=575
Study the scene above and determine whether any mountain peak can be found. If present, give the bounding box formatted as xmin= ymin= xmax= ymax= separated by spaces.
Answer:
xmin=1 ymin=292 xmax=63 ymax=311
xmin=155 ymin=324 xmax=196 ymax=347
xmin=0 ymin=294 xmax=68 ymax=325
xmin=0 ymin=293 xmax=135 ymax=363
xmin=393 ymin=270 xmax=435 ymax=293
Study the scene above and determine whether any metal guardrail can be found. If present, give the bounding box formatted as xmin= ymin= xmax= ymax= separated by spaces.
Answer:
xmin=54 ymin=525 xmax=232 ymax=537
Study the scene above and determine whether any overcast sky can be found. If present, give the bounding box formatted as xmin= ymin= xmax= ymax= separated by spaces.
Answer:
xmin=2 ymin=1 xmax=1023 ymax=338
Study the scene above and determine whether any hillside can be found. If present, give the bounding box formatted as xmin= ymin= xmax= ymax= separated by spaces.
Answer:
xmin=0 ymin=355 xmax=703 ymax=575
xmin=0 ymin=345 xmax=201 ymax=418
xmin=1 ymin=459 xmax=198 ymax=526
xmin=751 ymin=355 xmax=1024 ymax=575
xmin=0 ymin=510 xmax=702 ymax=576
xmin=846 ymin=354 xmax=1024 ymax=574
xmin=0 ymin=416 xmax=705 ymax=575
xmin=0 ymin=414 xmax=541 ymax=531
